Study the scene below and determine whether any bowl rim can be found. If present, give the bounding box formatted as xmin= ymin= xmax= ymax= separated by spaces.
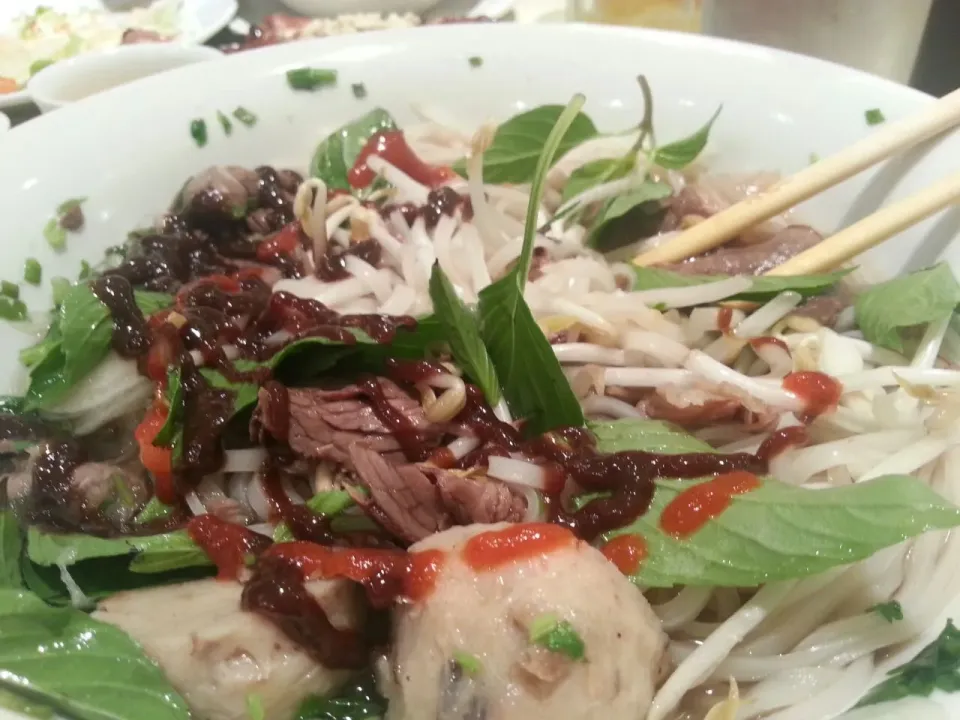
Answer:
xmin=8 ymin=21 xmax=937 ymax=133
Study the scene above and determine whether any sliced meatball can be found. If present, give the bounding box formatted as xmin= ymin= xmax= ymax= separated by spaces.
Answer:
xmin=380 ymin=523 xmax=666 ymax=720
xmin=94 ymin=578 xmax=364 ymax=720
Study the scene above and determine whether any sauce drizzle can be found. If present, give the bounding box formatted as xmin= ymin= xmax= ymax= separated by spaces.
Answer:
xmin=659 ymin=471 xmax=762 ymax=539
xmin=601 ymin=535 xmax=647 ymax=575
xmin=462 ymin=523 xmax=576 ymax=571
xmin=783 ymin=371 xmax=843 ymax=422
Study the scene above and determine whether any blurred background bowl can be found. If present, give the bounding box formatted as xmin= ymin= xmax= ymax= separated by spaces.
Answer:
xmin=28 ymin=42 xmax=223 ymax=113
xmin=277 ymin=0 xmax=442 ymax=18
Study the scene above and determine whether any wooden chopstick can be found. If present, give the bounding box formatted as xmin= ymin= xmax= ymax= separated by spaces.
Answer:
xmin=765 ymin=169 xmax=960 ymax=276
xmin=633 ymin=86 xmax=960 ymax=267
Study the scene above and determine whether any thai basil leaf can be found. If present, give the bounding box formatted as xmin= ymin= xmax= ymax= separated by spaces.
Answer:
xmin=561 ymin=157 xmax=635 ymax=204
xmin=152 ymin=366 xmax=183 ymax=447
xmin=871 ymin=600 xmax=903 ymax=623
xmin=590 ymin=419 xmax=960 ymax=587
xmin=653 ymin=106 xmax=722 ymax=169
xmin=477 ymin=97 xmax=587 ymax=433
xmin=857 ymin=621 xmax=960 ymax=707
xmin=0 ymin=511 xmax=23 ymax=589
xmin=0 ymin=688 xmax=53 ymax=719
xmin=309 ymin=107 xmax=398 ymax=191
xmin=26 ymin=527 xmax=210 ymax=574
xmin=455 ymin=105 xmax=598 ymax=184
xmin=631 ymin=266 xmax=851 ymax=302
xmin=296 ymin=673 xmax=385 ymax=720
xmin=855 ymin=263 xmax=960 ymax=352
xmin=428 ymin=263 xmax=501 ymax=405
xmin=23 ymin=286 xmax=174 ymax=410
xmin=586 ymin=180 xmax=672 ymax=248
xmin=0 ymin=588 xmax=191 ymax=720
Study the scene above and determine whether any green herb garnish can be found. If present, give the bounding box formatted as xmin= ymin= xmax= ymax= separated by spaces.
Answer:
xmin=0 ymin=297 xmax=27 ymax=322
xmin=286 ymin=67 xmax=338 ymax=91
xmin=871 ymin=600 xmax=903 ymax=623
xmin=857 ymin=621 xmax=960 ymax=707
xmin=246 ymin=693 xmax=265 ymax=720
xmin=233 ymin=106 xmax=257 ymax=127
xmin=468 ymin=56 xmax=483 ymax=68
xmin=653 ymin=105 xmax=722 ymax=169
xmin=189 ymin=118 xmax=208 ymax=147
xmin=854 ymin=263 xmax=960 ymax=352
xmin=865 ymin=108 xmax=886 ymax=126
xmin=42 ymin=218 xmax=65 ymax=251
xmin=351 ymin=82 xmax=367 ymax=99
xmin=453 ymin=650 xmax=483 ymax=675
xmin=631 ymin=266 xmax=850 ymax=304
xmin=78 ymin=260 xmax=91 ymax=280
xmin=216 ymin=110 xmax=233 ymax=135
xmin=529 ymin=614 xmax=586 ymax=661
xmin=309 ymin=107 xmax=397 ymax=191
xmin=23 ymin=258 xmax=41 ymax=285
xmin=28 ymin=58 xmax=53 ymax=75
xmin=50 ymin=277 xmax=70 ymax=307
xmin=1 ymin=281 xmax=19 ymax=300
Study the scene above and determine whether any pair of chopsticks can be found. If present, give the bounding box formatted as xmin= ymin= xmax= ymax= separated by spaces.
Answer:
xmin=633 ymin=87 xmax=960 ymax=276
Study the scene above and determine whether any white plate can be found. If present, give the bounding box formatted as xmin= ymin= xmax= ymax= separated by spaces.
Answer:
xmin=0 ymin=0 xmax=237 ymax=108
xmin=0 ymin=21 xmax=959 ymax=720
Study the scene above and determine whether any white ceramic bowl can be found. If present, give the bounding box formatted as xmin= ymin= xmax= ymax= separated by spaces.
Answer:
xmin=27 ymin=43 xmax=224 ymax=112
xmin=0 ymin=112 xmax=9 ymax=133
xmin=1 ymin=22 xmax=959 ymax=719
xmin=277 ymin=0 xmax=441 ymax=18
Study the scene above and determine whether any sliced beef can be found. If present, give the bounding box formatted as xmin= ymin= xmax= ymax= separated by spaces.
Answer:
xmin=253 ymin=380 xmax=442 ymax=466
xmin=660 ymin=185 xmax=724 ymax=232
xmin=121 ymin=28 xmax=168 ymax=44
xmin=789 ymin=295 xmax=848 ymax=327
xmin=661 ymin=225 xmax=823 ymax=276
xmin=434 ymin=471 xmax=525 ymax=528
xmin=640 ymin=383 xmax=777 ymax=433
xmin=348 ymin=446 xmax=526 ymax=543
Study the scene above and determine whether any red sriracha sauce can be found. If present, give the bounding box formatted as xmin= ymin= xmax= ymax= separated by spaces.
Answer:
xmin=659 ymin=471 xmax=762 ymax=539
xmin=348 ymin=130 xmax=457 ymax=190
xmin=462 ymin=523 xmax=576 ymax=571
xmin=782 ymin=371 xmax=843 ymax=422
xmin=601 ymin=535 xmax=647 ymax=575
xmin=187 ymin=514 xmax=272 ymax=580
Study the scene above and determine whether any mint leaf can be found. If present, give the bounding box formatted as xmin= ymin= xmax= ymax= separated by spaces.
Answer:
xmin=0 ymin=588 xmax=191 ymax=719
xmin=529 ymin=614 xmax=586 ymax=660
xmin=0 ymin=688 xmax=53 ymax=719
xmin=286 ymin=67 xmax=337 ymax=91
xmin=591 ymin=419 xmax=960 ymax=587
xmin=858 ymin=621 xmax=960 ymax=707
xmin=309 ymin=107 xmax=397 ymax=191
xmin=653 ymin=106 xmax=722 ymax=169
xmin=0 ymin=511 xmax=23 ymax=589
xmin=428 ymin=263 xmax=501 ymax=405
xmin=855 ymin=263 xmax=960 ymax=352
xmin=631 ymin=266 xmax=850 ymax=302
xmin=455 ymin=105 xmax=598 ymax=184
xmin=477 ymin=96 xmax=587 ymax=434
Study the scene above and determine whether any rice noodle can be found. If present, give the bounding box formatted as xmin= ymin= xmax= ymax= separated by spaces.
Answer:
xmin=487 ymin=456 xmax=549 ymax=490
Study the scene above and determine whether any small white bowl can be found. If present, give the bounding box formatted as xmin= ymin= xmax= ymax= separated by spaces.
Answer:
xmin=278 ymin=0 xmax=441 ymax=18
xmin=28 ymin=44 xmax=224 ymax=113
xmin=0 ymin=112 xmax=9 ymax=133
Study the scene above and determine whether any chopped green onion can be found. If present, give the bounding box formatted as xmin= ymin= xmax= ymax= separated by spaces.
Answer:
xmin=216 ymin=110 xmax=233 ymax=135
xmin=286 ymin=67 xmax=338 ymax=91
xmin=871 ymin=600 xmax=903 ymax=623
xmin=245 ymin=693 xmax=265 ymax=720
xmin=1 ymin=281 xmax=19 ymax=300
xmin=0 ymin=296 xmax=27 ymax=322
xmin=24 ymin=258 xmax=42 ymax=286
xmin=51 ymin=277 xmax=71 ymax=306
xmin=529 ymin=614 xmax=586 ymax=661
xmin=865 ymin=108 xmax=886 ymax=126
xmin=56 ymin=197 xmax=85 ymax=216
xmin=29 ymin=58 xmax=53 ymax=75
xmin=453 ymin=650 xmax=482 ymax=676
xmin=468 ymin=56 xmax=483 ymax=68
xmin=809 ymin=152 xmax=820 ymax=164
xmin=190 ymin=118 xmax=208 ymax=147
xmin=233 ymin=106 xmax=257 ymax=127
xmin=78 ymin=260 xmax=91 ymax=280
xmin=351 ymin=82 xmax=367 ymax=99
xmin=43 ymin=217 xmax=66 ymax=251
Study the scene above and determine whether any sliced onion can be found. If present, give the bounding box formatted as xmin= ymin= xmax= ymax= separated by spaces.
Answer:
xmin=247 ymin=522 xmax=276 ymax=537
xmin=447 ymin=436 xmax=480 ymax=461
xmin=247 ymin=474 xmax=271 ymax=521
xmin=521 ymin=487 xmax=546 ymax=522
xmin=185 ymin=491 xmax=207 ymax=516
xmin=733 ymin=291 xmax=803 ymax=339
xmin=750 ymin=338 xmax=793 ymax=377
xmin=224 ymin=448 xmax=267 ymax=473
xmin=582 ymin=394 xmax=644 ymax=419
xmin=487 ymin=456 xmax=548 ymax=490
